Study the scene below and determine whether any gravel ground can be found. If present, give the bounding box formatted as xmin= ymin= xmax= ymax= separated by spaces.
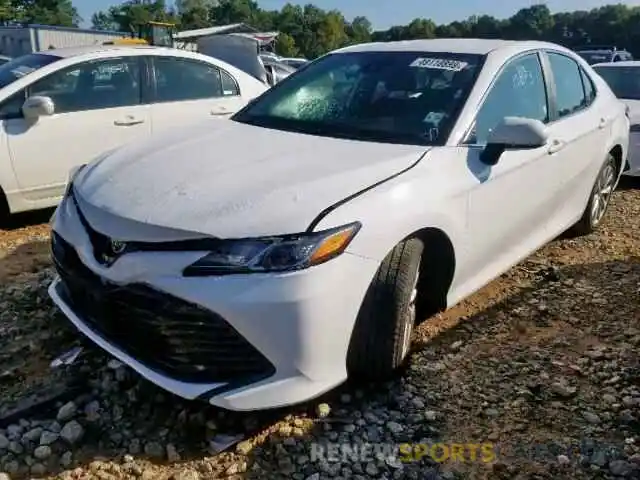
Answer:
xmin=0 ymin=180 xmax=638 ymax=480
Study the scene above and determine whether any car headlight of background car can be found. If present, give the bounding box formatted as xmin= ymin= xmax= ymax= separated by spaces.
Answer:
xmin=183 ymin=222 xmax=361 ymax=276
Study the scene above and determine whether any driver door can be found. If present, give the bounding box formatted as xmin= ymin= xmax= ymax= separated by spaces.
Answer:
xmin=458 ymin=52 xmax=566 ymax=289
xmin=1 ymin=56 xmax=151 ymax=203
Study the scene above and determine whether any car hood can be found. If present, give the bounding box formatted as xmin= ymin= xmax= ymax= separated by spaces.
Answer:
xmin=74 ymin=120 xmax=429 ymax=240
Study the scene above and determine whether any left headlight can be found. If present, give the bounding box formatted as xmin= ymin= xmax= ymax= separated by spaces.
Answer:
xmin=64 ymin=164 xmax=87 ymax=198
xmin=52 ymin=164 xmax=87 ymax=225
xmin=183 ymin=222 xmax=361 ymax=276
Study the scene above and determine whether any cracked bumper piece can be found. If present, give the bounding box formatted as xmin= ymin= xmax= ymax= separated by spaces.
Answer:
xmin=48 ymin=226 xmax=379 ymax=411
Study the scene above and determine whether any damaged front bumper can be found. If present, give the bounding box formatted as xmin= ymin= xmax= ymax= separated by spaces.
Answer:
xmin=48 ymin=194 xmax=379 ymax=411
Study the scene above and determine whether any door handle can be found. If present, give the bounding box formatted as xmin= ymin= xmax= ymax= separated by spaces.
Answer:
xmin=210 ymin=108 xmax=231 ymax=116
xmin=599 ymin=117 xmax=608 ymax=129
xmin=547 ymin=139 xmax=565 ymax=155
xmin=114 ymin=117 xmax=145 ymax=126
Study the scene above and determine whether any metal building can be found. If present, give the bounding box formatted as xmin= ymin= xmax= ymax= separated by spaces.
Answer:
xmin=173 ymin=23 xmax=279 ymax=52
xmin=0 ymin=24 xmax=129 ymax=58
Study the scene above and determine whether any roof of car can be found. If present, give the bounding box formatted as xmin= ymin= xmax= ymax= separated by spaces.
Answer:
xmin=335 ymin=38 xmax=561 ymax=55
xmin=33 ymin=44 xmax=175 ymax=59
xmin=592 ymin=61 xmax=640 ymax=68
xmin=578 ymin=49 xmax=629 ymax=53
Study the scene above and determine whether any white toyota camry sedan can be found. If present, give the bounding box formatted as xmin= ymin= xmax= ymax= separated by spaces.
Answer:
xmin=49 ymin=39 xmax=629 ymax=411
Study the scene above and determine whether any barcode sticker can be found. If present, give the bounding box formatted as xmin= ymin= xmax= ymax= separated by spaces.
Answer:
xmin=410 ymin=58 xmax=468 ymax=71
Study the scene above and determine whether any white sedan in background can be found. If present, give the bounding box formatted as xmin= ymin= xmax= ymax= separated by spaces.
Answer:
xmin=593 ymin=61 xmax=640 ymax=176
xmin=50 ymin=38 xmax=628 ymax=411
xmin=0 ymin=45 xmax=268 ymax=216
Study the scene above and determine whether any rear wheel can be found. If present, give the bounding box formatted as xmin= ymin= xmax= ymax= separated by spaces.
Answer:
xmin=0 ymin=187 xmax=9 ymax=227
xmin=570 ymin=152 xmax=617 ymax=236
xmin=347 ymin=237 xmax=423 ymax=380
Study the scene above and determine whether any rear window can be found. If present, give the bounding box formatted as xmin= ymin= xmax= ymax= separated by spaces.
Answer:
xmin=593 ymin=65 xmax=640 ymax=100
xmin=0 ymin=53 xmax=61 ymax=89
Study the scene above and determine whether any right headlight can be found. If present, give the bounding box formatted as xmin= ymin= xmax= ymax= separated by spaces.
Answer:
xmin=183 ymin=222 xmax=361 ymax=276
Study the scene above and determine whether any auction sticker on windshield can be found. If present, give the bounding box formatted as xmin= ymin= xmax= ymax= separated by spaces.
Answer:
xmin=410 ymin=58 xmax=468 ymax=71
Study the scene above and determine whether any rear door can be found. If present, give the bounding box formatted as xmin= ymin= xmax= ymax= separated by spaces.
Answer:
xmin=148 ymin=55 xmax=247 ymax=132
xmin=539 ymin=50 xmax=610 ymax=224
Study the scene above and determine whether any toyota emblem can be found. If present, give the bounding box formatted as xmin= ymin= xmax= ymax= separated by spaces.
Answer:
xmin=110 ymin=239 xmax=126 ymax=255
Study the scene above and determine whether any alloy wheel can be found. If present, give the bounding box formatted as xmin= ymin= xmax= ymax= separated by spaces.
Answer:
xmin=400 ymin=264 xmax=420 ymax=360
xmin=590 ymin=161 xmax=616 ymax=227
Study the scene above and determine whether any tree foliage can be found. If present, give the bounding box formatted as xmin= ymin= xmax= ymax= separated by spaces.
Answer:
xmin=92 ymin=2 xmax=640 ymax=59
xmin=90 ymin=0 xmax=177 ymax=34
xmin=3 ymin=0 xmax=640 ymax=62
xmin=0 ymin=0 xmax=79 ymax=26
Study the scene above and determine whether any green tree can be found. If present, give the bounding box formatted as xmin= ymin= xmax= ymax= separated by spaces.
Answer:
xmin=15 ymin=0 xmax=80 ymax=26
xmin=91 ymin=0 xmax=177 ymax=34
xmin=90 ymin=1 xmax=640 ymax=60
xmin=346 ymin=15 xmax=371 ymax=44
xmin=176 ymin=0 xmax=214 ymax=30
xmin=275 ymin=32 xmax=298 ymax=57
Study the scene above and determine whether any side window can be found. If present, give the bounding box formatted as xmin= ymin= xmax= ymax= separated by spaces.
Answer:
xmin=153 ymin=57 xmax=223 ymax=102
xmin=580 ymin=68 xmax=596 ymax=106
xmin=547 ymin=52 xmax=587 ymax=119
xmin=468 ymin=53 xmax=548 ymax=145
xmin=220 ymin=69 xmax=239 ymax=96
xmin=27 ymin=57 xmax=141 ymax=114
xmin=0 ymin=90 xmax=26 ymax=119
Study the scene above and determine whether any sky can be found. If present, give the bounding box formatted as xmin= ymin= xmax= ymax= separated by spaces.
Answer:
xmin=76 ymin=0 xmax=640 ymax=30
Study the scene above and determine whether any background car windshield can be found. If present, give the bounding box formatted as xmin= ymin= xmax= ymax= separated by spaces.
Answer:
xmin=233 ymin=51 xmax=484 ymax=145
xmin=0 ymin=53 xmax=61 ymax=89
xmin=578 ymin=52 xmax=611 ymax=64
xmin=593 ymin=66 xmax=640 ymax=100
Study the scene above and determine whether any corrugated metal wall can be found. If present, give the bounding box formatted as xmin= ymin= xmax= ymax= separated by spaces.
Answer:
xmin=35 ymin=29 xmax=127 ymax=51
xmin=0 ymin=26 xmax=130 ymax=58
xmin=0 ymin=27 xmax=32 ymax=57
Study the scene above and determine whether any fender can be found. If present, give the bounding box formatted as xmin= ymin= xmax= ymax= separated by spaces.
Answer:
xmin=310 ymin=149 xmax=470 ymax=297
xmin=306 ymin=149 xmax=431 ymax=232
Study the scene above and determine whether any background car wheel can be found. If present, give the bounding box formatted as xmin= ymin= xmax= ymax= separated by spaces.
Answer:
xmin=570 ymin=152 xmax=617 ymax=236
xmin=347 ymin=237 xmax=423 ymax=380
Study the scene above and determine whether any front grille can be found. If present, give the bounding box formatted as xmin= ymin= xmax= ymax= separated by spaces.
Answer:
xmin=51 ymin=232 xmax=275 ymax=384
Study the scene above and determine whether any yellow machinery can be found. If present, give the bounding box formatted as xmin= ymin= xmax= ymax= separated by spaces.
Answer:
xmin=104 ymin=21 xmax=176 ymax=47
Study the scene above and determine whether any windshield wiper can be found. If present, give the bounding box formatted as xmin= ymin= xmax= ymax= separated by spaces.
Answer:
xmin=322 ymin=122 xmax=433 ymax=145
xmin=235 ymin=115 xmax=433 ymax=145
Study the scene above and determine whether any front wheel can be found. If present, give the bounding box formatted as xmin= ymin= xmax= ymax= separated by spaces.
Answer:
xmin=570 ymin=153 xmax=617 ymax=236
xmin=346 ymin=237 xmax=423 ymax=380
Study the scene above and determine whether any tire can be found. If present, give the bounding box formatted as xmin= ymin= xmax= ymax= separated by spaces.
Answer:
xmin=570 ymin=152 xmax=618 ymax=237
xmin=347 ymin=237 xmax=423 ymax=380
xmin=0 ymin=188 xmax=9 ymax=227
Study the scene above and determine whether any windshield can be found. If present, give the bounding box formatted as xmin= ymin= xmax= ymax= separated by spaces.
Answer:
xmin=0 ymin=53 xmax=61 ymax=89
xmin=232 ymin=51 xmax=484 ymax=146
xmin=577 ymin=51 xmax=612 ymax=65
xmin=593 ymin=66 xmax=640 ymax=100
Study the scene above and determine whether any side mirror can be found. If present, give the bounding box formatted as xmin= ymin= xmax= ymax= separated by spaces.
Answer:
xmin=22 ymin=95 xmax=55 ymax=120
xmin=480 ymin=116 xmax=549 ymax=166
